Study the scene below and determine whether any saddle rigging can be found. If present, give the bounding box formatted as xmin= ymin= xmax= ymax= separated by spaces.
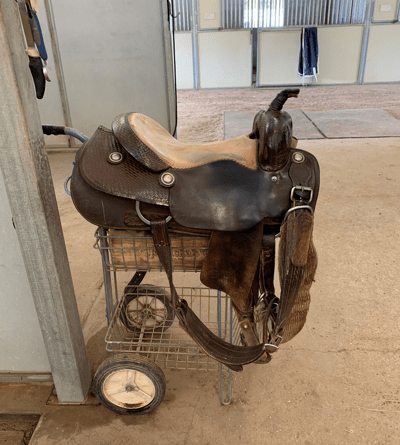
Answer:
xmin=70 ymin=89 xmax=320 ymax=371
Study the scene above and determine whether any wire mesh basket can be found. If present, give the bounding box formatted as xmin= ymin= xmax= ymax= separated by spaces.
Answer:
xmin=95 ymin=227 xmax=243 ymax=404
xmin=94 ymin=228 xmax=210 ymax=273
xmin=105 ymin=285 xmax=241 ymax=372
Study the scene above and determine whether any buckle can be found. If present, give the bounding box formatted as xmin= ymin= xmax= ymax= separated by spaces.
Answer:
xmin=290 ymin=186 xmax=313 ymax=203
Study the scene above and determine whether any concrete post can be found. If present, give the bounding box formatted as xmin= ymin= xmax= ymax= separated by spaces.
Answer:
xmin=0 ymin=0 xmax=91 ymax=402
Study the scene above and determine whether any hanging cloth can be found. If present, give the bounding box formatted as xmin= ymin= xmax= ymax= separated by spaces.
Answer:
xmin=298 ymin=27 xmax=319 ymax=85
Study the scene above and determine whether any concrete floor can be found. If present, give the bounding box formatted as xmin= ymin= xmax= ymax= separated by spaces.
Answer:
xmin=224 ymin=108 xmax=400 ymax=140
xmin=1 ymin=103 xmax=400 ymax=444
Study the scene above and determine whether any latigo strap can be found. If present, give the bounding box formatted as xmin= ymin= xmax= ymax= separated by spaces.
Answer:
xmin=150 ymin=219 xmax=265 ymax=371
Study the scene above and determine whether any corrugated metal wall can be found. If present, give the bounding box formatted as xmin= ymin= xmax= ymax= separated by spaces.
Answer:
xmin=224 ymin=0 xmax=367 ymax=28
xmin=173 ymin=0 xmax=367 ymax=30
xmin=173 ymin=0 xmax=193 ymax=30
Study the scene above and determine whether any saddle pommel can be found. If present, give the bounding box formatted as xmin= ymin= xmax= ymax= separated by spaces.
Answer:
xmin=251 ymin=89 xmax=299 ymax=172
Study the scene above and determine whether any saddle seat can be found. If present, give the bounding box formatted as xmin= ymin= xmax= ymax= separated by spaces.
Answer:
xmin=113 ymin=113 xmax=258 ymax=172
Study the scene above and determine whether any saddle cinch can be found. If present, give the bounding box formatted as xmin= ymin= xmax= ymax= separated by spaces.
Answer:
xmin=71 ymin=89 xmax=320 ymax=371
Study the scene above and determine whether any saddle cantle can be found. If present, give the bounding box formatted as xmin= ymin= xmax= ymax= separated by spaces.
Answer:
xmin=71 ymin=89 xmax=320 ymax=371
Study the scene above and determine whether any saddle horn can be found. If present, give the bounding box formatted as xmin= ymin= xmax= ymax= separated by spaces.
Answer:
xmin=251 ymin=88 xmax=300 ymax=172
xmin=269 ymin=88 xmax=300 ymax=111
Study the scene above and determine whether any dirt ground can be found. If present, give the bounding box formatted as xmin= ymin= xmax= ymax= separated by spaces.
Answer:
xmin=1 ymin=84 xmax=400 ymax=445
xmin=177 ymin=84 xmax=400 ymax=143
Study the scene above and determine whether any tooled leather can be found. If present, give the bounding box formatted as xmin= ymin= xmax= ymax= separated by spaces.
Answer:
xmin=112 ymin=113 xmax=169 ymax=172
xmin=288 ymin=148 xmax=320 ymax=210
xmin=251 ymin=109 xmax=293 ymax=172
xmin=79 ymin=125 xmax=169 ymax=206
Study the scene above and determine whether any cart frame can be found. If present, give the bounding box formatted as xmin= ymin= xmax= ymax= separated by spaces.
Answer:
xmin=94 ymin=227 xmax=241 ymax=404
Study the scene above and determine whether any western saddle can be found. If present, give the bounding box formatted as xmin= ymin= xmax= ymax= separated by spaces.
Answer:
xmin=71 ymin=89 xmax=320 ymax=371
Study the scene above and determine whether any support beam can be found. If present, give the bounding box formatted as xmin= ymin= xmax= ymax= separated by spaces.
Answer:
xmin=0 ymin=0 xmax=91 ymax=402
xmin=191 ymin=0 xmax=200 ymax=89
xmin=358 ymin=0 xmax=374 ymax=84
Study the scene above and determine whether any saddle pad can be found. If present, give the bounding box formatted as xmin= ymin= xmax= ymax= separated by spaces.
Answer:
xmin=169 ymin=160 xmax=293 ymax=231
xmin=78 ymin=126 xmax=169 ymax=206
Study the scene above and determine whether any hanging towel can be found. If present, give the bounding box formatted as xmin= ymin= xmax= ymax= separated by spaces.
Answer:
xmin=298 ymin=27 xmax=318 ymax=83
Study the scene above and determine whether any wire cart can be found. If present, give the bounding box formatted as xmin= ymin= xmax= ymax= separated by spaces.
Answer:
xmin=92 ymin=227 xmax=242 ymax=415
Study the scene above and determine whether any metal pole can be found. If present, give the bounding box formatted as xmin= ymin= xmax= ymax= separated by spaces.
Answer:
xmin=98 ymin=228 xmax=114 ymax=324
xmin=358 ymin=0 xmax=374 ymax=84
xmin=191 ymin=0 xmax=200 ymax=88
xmin=43 ymin=0 xmax=75 ymax=147
xmin=0 ymin=0 xmax=91 ymax=403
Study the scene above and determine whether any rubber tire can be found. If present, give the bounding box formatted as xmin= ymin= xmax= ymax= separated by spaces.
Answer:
xmin=93 ymin=354 xmax=166 ymax=415
xmin=119 ymin=284 xmax=174 ymax=334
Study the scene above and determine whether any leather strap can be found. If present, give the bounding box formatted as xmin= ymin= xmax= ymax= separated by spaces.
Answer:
xmin=261 ymin=233 xmax=276 ymax=297
xmin=150 ymin=220 xmax=179 ymax=308
xmin=150 ymin=219 xmax=266 ymax=371
xmin=175 ymin=300 xmax=265 ymax=371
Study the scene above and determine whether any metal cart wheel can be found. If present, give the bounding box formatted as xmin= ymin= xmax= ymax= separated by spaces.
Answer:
xmin=119 ymin=284 xmax=175 ymax=334
xmin=93 ymin=354 xmax=166 ymax=415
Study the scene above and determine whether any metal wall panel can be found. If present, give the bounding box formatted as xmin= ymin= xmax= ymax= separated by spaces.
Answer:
xmin=174 ymin=0 xmax=193 ymax=30
xmin=317 ymin=26 xmax=364 ymax=83
xmin=364 ymin=24 xmax=400 ymax=82
xmin=198 ymin=30 xmax=252 ymax=87
xmin=175 ymin=32 xmax=194 ymax=88
xmin=35 ymin=0 xmax=69 ymax=147
xmin=41 ymin=0 xmax=176 ymax=141
xmin=258 ymin=30 xmax=301 ymax=84
xmin=0 ymin=169 xmax=50 ymax=374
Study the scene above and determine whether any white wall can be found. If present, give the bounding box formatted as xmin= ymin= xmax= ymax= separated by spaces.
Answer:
xmin=373 ymin=0 xmax=398 ymax=21
xmin=364 ymin=25 xmax=400 ymax=83
xmin=317 ymin=26 xmax=363 ymax=84
xmin=198 ymin=31 xmax=252 ymax=88
xmin=199 ymin=0 xmax=221 ymax=29
xmin=259 ymin=30 xmax=301 ymax=85
xmin=175 ymin=33 xmax=194 ymax=89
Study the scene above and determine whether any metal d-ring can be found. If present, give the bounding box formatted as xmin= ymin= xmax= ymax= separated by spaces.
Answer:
xmin=135 ymin=201 xmax=172 ymax=226
xmin=282 ymin=205 xmax=314 ymax=224
xmin=275 ymin=205 xmax=314 ymax=238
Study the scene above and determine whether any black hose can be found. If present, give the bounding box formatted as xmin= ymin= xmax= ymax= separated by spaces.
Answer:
xmin=42 ymin=125 xmax=88 ymax=142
